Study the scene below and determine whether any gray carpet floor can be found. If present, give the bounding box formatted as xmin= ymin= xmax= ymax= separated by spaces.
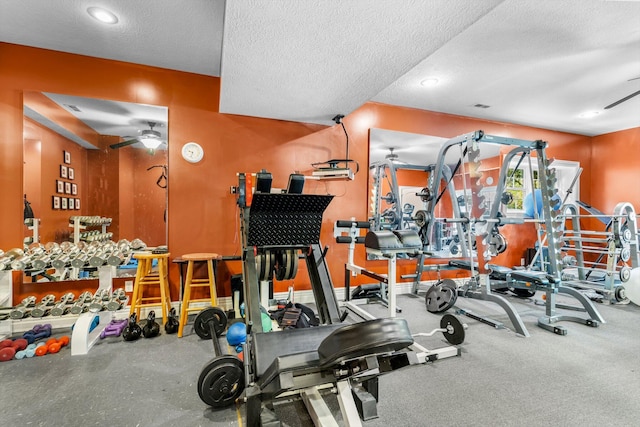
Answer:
xmin=1 ymin=291 xmax=639 ymax=427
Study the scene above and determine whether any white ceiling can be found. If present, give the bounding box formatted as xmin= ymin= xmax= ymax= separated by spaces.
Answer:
xmin=1 ymin=0 xmax=639 ymax=138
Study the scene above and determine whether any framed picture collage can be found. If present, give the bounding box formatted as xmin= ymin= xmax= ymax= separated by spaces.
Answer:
xmin=52 ymin=150 xmax=80 ymax=211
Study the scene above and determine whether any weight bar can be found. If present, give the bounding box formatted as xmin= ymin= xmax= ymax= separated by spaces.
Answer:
xmin=195 ymin=307 xmax=245 ymax=408
xmin=10 ymin=296 xmax=37 ymax=319
xmin=413 ymin=313 xmax=467 ymax=345
xmin=30 ymin=294 xmax=56 ymax=318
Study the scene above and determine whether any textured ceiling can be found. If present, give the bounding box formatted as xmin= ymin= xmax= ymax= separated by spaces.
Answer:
xmin=1 ymin=0 xmax=639 ymax=137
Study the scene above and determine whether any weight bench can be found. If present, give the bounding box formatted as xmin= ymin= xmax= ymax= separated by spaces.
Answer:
xmin=448 ymin=259 xmax=555 ymax=296
xmin=447 ymin=259 xmax=604 ymax=336
xmin=245 ymin=318 xmax=415 ymax=426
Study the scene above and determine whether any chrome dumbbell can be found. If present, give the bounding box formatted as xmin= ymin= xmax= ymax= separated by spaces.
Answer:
xmin=89 ymin=289 xmax=111 ymax=312
xmin=10 ymin=296 xmax=37 ymax=319
xmin=106 ymin=288 xmax=127 ymax=311
xmin=50 ymin=292 xmax=76 ymax=316
xmin=11 ymin=254 xmax=34 ymax=271
xmin=69 ymin=292 xmax=94 ymax=315
xmin=30 ymin=294 xmax=57 ymax=318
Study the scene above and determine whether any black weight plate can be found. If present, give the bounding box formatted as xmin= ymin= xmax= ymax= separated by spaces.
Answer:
xmin=194 ymin=307 xmax=228 ymax=340
xmin=284 ymin=249 xmax=298 ymax=280
xmin=197 ymin=355 xmax=245 ymax=408
xmin=425 ymin=279 xmax=458 ymax=313
xmin=318 ymin=318 xmax=413 ymax=368
xmin=275 ymin=250 xmax=287 ymax=281
xmin=440 ymin=314 xmax=465 ymax=345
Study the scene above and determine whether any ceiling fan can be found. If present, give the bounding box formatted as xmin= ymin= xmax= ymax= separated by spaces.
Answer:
xmin=604 ymin=76 xmax=640 ymax=110
xmin=109 ymin=122 xmax=164 ymax=150
xmin=385 ymin=147 xmax=409 ymax=164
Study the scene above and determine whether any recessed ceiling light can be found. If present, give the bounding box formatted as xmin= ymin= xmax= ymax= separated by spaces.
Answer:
xmin=87 ymin=7 xmax=119 ymax=24
xmin=420 ymin=78 xmax=439 ymax=87
xmin=578 ymin=111 xmax=601 ymax=119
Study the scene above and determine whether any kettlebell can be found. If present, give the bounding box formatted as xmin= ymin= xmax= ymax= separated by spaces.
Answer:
xmin=164 ymin=307 xmax=179 ymax=334
xmin=122 ymin=313 xmax=142 ymax=342
xmin=142 ymin=310 xmax=160 ymax=338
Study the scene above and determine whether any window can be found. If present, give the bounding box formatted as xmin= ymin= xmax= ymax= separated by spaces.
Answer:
xmin=504 ymin=158 xmax=580 ymax=214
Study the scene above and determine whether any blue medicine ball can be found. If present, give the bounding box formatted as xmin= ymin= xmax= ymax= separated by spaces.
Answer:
xmin=523 ymin=190 xmax=561 ymax=218
xmin=226 ymin=322 xmax=247 ymax=346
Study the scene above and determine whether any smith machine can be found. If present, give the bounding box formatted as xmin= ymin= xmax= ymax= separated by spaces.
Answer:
xmin=195 ymin=171 xmax=466 ymax=426
xmin=410 ymin=130 xmax=604 ymax=337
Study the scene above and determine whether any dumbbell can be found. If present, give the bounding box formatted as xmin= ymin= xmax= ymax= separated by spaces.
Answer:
xmin=106 ymin=288 xmax=127 ymax=311
xmin=71 ymin=252 xmax=89 ymax=269
xmin=122 ymin=313 xmax=143 ymax=341
xmin=11 ymin=254 xmax=34 ymax=270
xmin=142 ymin=311 xmax=160 ymax=338
xmin=50 ymin=292 xmax=76 ymax=316
xmin=0 ymin=338 xmax=29 ymax=361
xmin=10 ymin=296 xmax=37 ymax=319
xmin=15 ymin=342 xmax=46 ymax=359
xmin=30 ymin=294 xmax=57 ymax=318
xmin=22 ymin=324 xmax=52 ymax=344
xmin=0 ymin=248 xmax=25 ymax=270
xmin=31 ymin=253 xmax=53 ymax=270
xmin=69 ymin=291 xmax=93 ymax=315
xmin=100 ymin=319 xmax=128 ymax=339
xmin=88 ymin=289 xmax=111 ymax=312
xmin=34 ymin=336 xmax=70 ymax=356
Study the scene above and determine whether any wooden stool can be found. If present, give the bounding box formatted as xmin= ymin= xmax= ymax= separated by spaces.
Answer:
xmin=178 ymin=253 xmax=221 ymax=337
xmin=129 ymin=252 xmax=172 ymax=325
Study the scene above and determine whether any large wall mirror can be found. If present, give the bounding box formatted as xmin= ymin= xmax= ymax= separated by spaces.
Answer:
xmin=23 ymin=92 xmax=168 ymax=251
xmin=368 ymin=128 xmax=501 ymax=258
xmin=368 ymin=128 xmax=580 ymax=263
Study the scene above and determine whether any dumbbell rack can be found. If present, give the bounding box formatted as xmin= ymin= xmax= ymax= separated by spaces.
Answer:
xmin=1 ymin=266 xmax=128 ymax=354
xmin=68 ymin=216 xmax=112 ymax=244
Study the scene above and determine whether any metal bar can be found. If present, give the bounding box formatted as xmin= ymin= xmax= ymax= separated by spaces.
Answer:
xmin=336 ymin=380 xmax=364 ymax=427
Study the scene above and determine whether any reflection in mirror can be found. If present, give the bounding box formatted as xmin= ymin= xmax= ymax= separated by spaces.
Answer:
xmin=368 ymin=128 xmax=503 ymax=259
xmin=22 ymin=93 xmax=168 ymax=254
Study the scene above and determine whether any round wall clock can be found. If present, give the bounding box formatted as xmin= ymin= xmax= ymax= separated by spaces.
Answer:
xmin=181 ymin=142 xmax=204 ymax=163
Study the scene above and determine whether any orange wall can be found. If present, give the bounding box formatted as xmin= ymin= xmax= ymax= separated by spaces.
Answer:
xmin=2 ymin=42 xmax=636 ymax=304
xmin=590 ymin=127 xmax=640 ymax=212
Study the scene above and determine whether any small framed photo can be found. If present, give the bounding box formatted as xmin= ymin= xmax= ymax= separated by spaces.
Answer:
xmin=68 ymin=168 xmax=75 ymax=180
xmin=65 ymin=182 xmax=71 ymax=194
xmin=75 ymin=199 xmax=81 ymax=210
xmin=64 ymin=151 xmax=71 ymax=164
xmin=60 ymin=165 xmax=68 ymax=179
xmin=61 ymin=197 xmax=68 ymax=210
xmin=72 ymin=183 xmax=78 ymax=195
xmin=52 ymin=196 xmax=60 ymax=210
xmin=56 ymin=180 xmax=64 ymax=194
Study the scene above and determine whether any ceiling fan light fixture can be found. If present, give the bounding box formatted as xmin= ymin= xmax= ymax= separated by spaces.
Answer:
xmin=420 ymin=78 xmax=439 ymax=87
xmin=578 ymin=110 xmax=601 ymax=119
xmin=87 ymin=7 xmax=119 ymax=24
xmin=140 ymin=136 xmax=162 ymax=149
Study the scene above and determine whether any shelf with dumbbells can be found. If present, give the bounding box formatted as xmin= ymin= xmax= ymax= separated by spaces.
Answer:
xmin=69 ymin=216 xmax=113 ymax=245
